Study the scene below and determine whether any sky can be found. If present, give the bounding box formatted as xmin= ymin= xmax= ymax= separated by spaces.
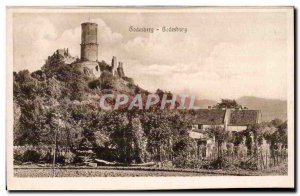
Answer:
xmin=12 ymin=10 xmax=289 ymax=100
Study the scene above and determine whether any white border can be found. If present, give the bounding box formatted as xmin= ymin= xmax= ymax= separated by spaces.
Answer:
xmin=5 ymin=6 xmax=295 ymax=191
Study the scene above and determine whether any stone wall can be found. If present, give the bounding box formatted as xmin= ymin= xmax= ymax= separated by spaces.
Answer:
xmin=81 ymin=43 xmax=98 ymax=62
xmin=117 ymin=62 xmax=125 ymax=77
xmin=81 ymin=23 xmax=98 ymax=44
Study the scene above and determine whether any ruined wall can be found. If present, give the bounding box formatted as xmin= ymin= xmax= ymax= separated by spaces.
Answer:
xmin=111 ymin=56 xmax=118 ymax=75
xmin=55 ymin=48 xmax=76 ymax=64
xmin=117 ymin=62 xmax=125 ymax=77
xmin=72 ymin=61 xmax=101 ymax=78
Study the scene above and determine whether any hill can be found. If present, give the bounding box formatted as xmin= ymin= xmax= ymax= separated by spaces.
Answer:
xmin=237 ymin=96 xmax=287 ymax=122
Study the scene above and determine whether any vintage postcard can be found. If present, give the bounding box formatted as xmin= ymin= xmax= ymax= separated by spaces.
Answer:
xmin=6 ymin=7 xmax=294 ymax=190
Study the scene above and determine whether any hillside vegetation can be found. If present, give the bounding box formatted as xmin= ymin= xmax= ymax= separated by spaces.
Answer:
xmin=13 ymin=53 xmax=194 ymax=165
xmin=13 ymin=53 xmax=288 ymax=170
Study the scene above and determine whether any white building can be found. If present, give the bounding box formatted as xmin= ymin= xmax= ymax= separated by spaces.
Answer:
xmin=189 ymin=108 xmax=262 ymax=158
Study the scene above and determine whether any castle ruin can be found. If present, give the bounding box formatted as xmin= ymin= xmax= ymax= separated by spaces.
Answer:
xmin=78 ymin=22 xmax=126 ymax=79
xmin=49 ymin=22 xmax=128 ymax=81
xmin=76 ymin=22 xmax=101 ymax=77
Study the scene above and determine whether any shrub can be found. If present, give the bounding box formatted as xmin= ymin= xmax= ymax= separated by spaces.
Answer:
xmin=101 ymin=80 xmax=114 ymax=89
xmin=204 ymin=157 xmax=231 ymax=169
xmin=13 ymin=150 xmax=23 ymax=164
xmin=88 ymin=79 xmax=101 ymax=89
xmin=240 ymin=159 xmax=258 ymax=170
xmin=22 ymin=150 xmax=41 ymax=163
xmin=161 ymin=160 xmax=173 ymax=168
xmin=64 ymin=151 xmax=76 ymax=164
xmin=55 ymin=155 xmax=65 ymax=164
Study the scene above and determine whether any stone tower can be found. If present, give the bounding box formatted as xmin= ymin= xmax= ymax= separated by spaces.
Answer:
xmin=111 ymin=56 xmax=118 ymax=75
xmin=81 ymin=22 xmax=98 ymax=62
xmin=117 ymin=62 xmax=125 ymax=77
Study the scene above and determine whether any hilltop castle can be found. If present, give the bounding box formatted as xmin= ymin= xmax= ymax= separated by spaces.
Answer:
xmin=77 ymin=22 xmax=126 ymax=79
xmin=54 ymin=22 xmax=127 ymax=80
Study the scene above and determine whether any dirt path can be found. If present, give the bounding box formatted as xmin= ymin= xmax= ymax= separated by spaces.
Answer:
xmin=14 ymin=163 xmax=288 ymax=177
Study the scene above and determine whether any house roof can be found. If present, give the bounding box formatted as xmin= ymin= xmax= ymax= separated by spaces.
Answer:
xmin=229 ymin=110 xmax=260 ymax=125
xmin=190 ymin=109 xmax=260 ymax=126
xmin=190 ymin=109 xmax=226 ymax=125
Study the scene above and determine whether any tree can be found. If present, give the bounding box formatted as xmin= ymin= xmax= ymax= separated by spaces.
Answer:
xmin=128 ymin=116 xmax=147 ymax=163
xmin=276 ymin=121 xmax=287 ymax=148
xmin=213 ymin=99 xmax=242 ymax=109
xmin=270 ymin=119 xmax=284 ymax=128
xmin=278 ymin=121 xmax=287 ymax=144
xmin=99 ymin=111 xmax=131 ymax=162
xmin=42 ymin=51 xmax=65 ymax=71
xmin=144 ymin=111 xmax=175 ymax=162
xmin=206 ymin=126 xmax=229 ymax=158
xmin=50 ymin=112 xmax=64 ymax=175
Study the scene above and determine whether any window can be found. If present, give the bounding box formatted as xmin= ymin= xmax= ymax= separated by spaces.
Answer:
xmin=198 ymin=124 xmax=203 ymax=129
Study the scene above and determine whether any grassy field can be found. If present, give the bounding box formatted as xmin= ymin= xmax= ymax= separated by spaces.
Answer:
xmin=14 ymin=163 xmax=287 ymax=177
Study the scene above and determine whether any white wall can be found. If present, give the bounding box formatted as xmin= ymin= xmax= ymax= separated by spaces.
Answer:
xmin=227 ymin=125 xmax=248 ymax=132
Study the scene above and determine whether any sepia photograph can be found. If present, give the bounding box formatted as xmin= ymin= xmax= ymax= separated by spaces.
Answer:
xmin=6 ymin=6 xmax=294 ymax=190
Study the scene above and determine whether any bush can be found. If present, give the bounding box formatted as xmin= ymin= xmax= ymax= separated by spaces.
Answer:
xmin=203 ymin=157 xmax=231 ymax=169
xmin=101 ymin=80 xmax=114 ymax=89
xmin=13 ymin=150 xmax=23 ymax=164
xmin=88 ymin=79 xmax=101 ymax=89
xmin=64 ymin=151 xmax=76 ymax=164
xmin=161 ymin=160 xmax=173 ymax=168
xmin=240 ymin=159 xmax=258 ymax=170
xmin=22 ymin=150 xmax=41 ymax=163
xmin=55 ymin=155 xmax=65 ymax=164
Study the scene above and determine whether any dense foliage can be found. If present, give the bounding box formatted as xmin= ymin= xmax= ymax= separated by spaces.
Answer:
xmin=13 ymin=54 xmax=288 ymax=169
xmin=13 ymin=55 xmax=195 ymax=165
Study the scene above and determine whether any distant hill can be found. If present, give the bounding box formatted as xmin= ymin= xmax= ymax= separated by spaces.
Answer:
xmin=237 ymin=96 xmax=287 ymax=122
